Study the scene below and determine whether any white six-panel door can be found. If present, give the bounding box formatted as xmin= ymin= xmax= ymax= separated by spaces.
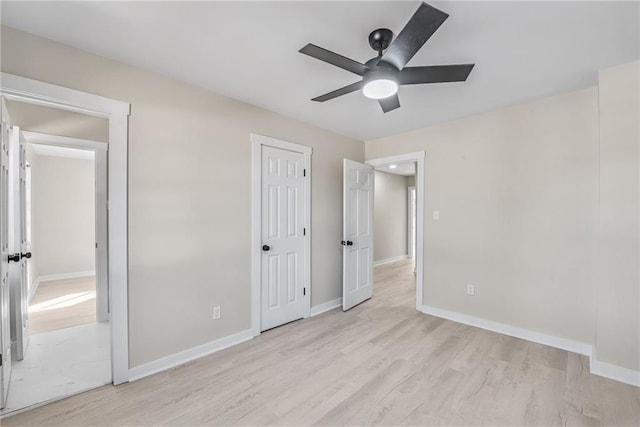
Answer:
xmin=260 ymin=146 xmax=306 ymax=331
xmin=8 ymin=126 xmax=29 ymax=361
xmin=0 ymin=98 xmax=12 ymax=409
xmin=342 ymin=159 xmax=374 ymax=311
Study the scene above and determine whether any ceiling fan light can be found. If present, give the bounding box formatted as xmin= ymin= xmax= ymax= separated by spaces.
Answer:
xmin=362 ymin=79 xmax=398 ymax=100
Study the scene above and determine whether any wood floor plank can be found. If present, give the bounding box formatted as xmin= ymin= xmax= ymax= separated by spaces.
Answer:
xmin=29 ymin=276 xmax=96 ymax=334
xmin=4 ymin=259 xmax=640 ymax=425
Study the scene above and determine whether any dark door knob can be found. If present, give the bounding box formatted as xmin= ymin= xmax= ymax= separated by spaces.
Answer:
xmin=346 ymin=241 xmax=354 ymax=246
xmin=8 ymin=253 xmax=20 ymax=263
xmin=262 ymin=245 xmax=270 ymax=251
xmin=21 ymin=252 xmax=31 ymax=259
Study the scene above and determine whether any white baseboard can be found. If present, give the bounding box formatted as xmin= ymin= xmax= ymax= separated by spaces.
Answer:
xmin=590 ymin=351 xmax=640 ymax=387
xmin=128 ymin=328 xmax=253 ymax=381
xmin=374 ymin=254 xmax=409 ymax=266
xmin=310 ymin=298 xmax=342 ymax=317
xmin=420 ymin=305 xmax=592 ymax=356
xmin=420 ymin=304 xmax=640 ymax=388
xmin=39 ymin=270 xmax=96 ymax=282
xmin=28 ymin=277 xmax=40 ymax=304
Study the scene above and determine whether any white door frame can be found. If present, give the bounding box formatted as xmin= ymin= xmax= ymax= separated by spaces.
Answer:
xmin=250 ymin=133 xmax=311 ymax=336
xmin=0 ymin=73 xmax=130 ymax=384
xmin=366 ymin=152 xmax=425 ymax=311
xmin=22 ymin=131 xmax=109 ymax=324
xmin=407 ymin=186 xmax=416 ymax=259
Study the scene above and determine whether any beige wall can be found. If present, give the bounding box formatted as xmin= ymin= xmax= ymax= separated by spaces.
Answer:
xmin=596 ymin=61 xmax=640 ymax=371
xmin=6 ymin=100 xmax=108 ymax=142
xmin=367 ymin=87 xmax=600 ymax=347
xmin=0 ymin=26 xmax=364 ymax=367
xmin=374 ymin=171 xmax=408 ymax=262
xmin=31 ymin=154 xmax=96 ymax=277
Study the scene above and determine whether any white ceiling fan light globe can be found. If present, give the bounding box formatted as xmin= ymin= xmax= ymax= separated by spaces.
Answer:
xmin=362 ymin=79 xmax=398 ymax=100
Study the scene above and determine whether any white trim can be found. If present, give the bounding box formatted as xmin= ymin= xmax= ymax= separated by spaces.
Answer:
xmin=590 ymin=352 xmax=640 ymax=388
xmin=38 ymin=271 xmax=95 ymax=282
xmin=251 ymin=133 xmax=312 ymax=156
xmin=373 ymin=254 xmax=409 ymax=266
xmin=310 ymin=298 xmax=343 ymax=317
xmin=366 ymin=151 xmax=425 ymax=310
xmin=407 ymin=186 xmax=416 ymax=259
xmin=1 ymin=72 xmax=130 ymax=385
xmin=22 ymin=131 xmax=106 ymax=151
xmin=0 ymin=73 xmax=129 ymax=117
xmin=250 ymin=133 xmax=312 ymax=337
xmin=128 ymin=329 xmax=254 ymax=382
xmin=420 ymin=305 xmax=592 ymax=356
xmin=27 ymin=277 xmax=40 ymax=304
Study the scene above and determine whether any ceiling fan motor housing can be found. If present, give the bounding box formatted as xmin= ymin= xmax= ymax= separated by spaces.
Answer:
xmin=364 ymin=60 xmax=399 ymax=85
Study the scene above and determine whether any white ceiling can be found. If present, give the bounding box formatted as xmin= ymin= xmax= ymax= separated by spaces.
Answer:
xmin=376 ymin=162 xmax=415 ymax=176
xmin=3 ymin=1 xmax=638 ymax=141
xmin=30 ymin=143 xmax=95 ymax=160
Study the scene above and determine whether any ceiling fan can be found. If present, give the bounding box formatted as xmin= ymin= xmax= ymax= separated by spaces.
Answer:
xmin=299 ymin=2 xmax=474 ymax=113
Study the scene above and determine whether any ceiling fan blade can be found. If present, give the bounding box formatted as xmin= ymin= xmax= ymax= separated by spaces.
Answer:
xmin=399 ymin=64 xmax=475 ymax=85
xmin=381 ymin=2 xmax=449 ymax=71
xmin=379 ymin=94 xmax=400 ymax=113
xmin=299 ymin=44 xmax=369 ymax=76
xmin=312 ymin=81 xmax=364 ymax=102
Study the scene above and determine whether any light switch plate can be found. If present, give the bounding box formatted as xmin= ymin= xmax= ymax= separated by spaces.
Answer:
xmin=433 ymin=210 xmax=440 ymax=220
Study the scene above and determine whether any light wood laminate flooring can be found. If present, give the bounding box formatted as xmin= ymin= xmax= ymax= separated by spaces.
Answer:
xmin=29 ymin=276 xmax=96 ymax=334
xmin=6 ymin=260 xmax=640 ymax=425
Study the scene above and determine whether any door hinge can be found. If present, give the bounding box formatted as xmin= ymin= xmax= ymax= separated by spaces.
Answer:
xmin=303 ymin=288 xmax=306 ymax=296
xmin=303 ymin=169 xmax=306 ymax=177
xmin=0 ymin=353 xmax=2 ymax=366
xmin=303 ymin=227 xmax=306 ymax=236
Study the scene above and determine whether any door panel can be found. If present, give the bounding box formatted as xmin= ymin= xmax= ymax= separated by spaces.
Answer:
xmin=0 ymin=97 xmax=13 ymax=409
xmin=261 ymin=146 xmax=306 ymax=331
xmin=8 ymin=126 xmax=29 ymax=362
xmin=342 ymin=159 xmax=374 ymax=311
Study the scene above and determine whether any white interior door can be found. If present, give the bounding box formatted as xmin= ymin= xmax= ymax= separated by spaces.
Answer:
xmin=260 ymin=146 xmax=306 ymax=331
xmin=342 ymin=159 xmax=374 ymax=311
xmin=0 ymin=98 xmax=13 ymax=409
xmin=9 ymin=126 xmax=29 ymax=361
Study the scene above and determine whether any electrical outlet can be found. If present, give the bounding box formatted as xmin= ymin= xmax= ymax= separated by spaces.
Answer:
xmin=433 ymin=210 xmax=440 ymax=220
xmin=212 ymin=306 xmax=221 ymax=320
xmin=467 ymin=284 xmax=475 ymax=296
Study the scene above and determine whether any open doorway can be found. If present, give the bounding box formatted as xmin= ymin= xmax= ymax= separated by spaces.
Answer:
xmin=340 ymin=152 xmax=424 ymax=313
xmin=371 ymin=162 xmax=417 ymax=308
xmin=366 ymin=152 xmax=424 ymax=311
xmin=0 ymin=100 xmax=110 ymax=415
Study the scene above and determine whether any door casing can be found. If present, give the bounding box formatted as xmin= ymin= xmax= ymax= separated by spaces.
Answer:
xmin=366 ymin=152 xmax=425 ymax=310
xmin=0 ymin=73 xmax=131 ymax=384
xmin=407 ymin=186 xmax=416 ymax=259
xmin=251 ymin=133 xmax=311 ymax=336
